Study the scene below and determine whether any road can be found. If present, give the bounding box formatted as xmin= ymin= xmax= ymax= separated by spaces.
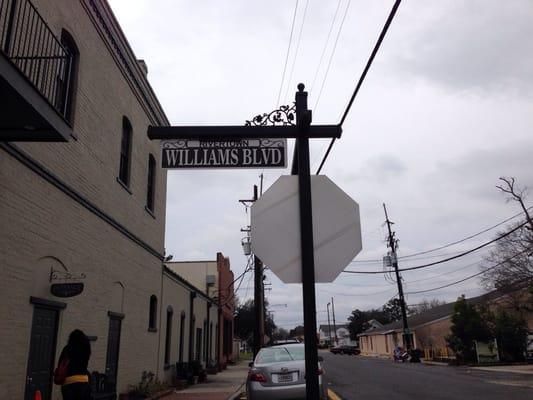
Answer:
xmin=321 ymin=351 xmax=533 ymax=400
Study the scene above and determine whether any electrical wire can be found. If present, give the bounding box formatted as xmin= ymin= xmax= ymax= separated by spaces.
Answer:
xmin=309 ymin=0 xmax=343 ymax=95
xmin=316 ymin=0 xmax=402 ymax=174
xmin=283 ymin=0 xmax=310 ymax=103
xmin=342 ymin=221 xmax=528 ymax=274
xmin=404 ymin=247 xmax=532 ymax=295
xmin=276 ymin=0 xmax=299 ymax=106
xmin=313 ymin=0 xmax=351 ymax=111
xmin=350 ymin=207 xmax=531 ymax=263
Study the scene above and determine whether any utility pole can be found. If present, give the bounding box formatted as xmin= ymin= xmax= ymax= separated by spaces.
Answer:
xmin=240 ymin=185 xmax=265 ymax=358
xmin=327 ymin=302 xmax=332 ymax=347
xmin=253 ymin=185 xmax=265 ymax=357
xmin=331 ymin=297 xmax=338 ymax=346
xmin=383 ymin=203 xmax=412 ymax=350
xmin=295 ymin=84 xmax=320 ymax=399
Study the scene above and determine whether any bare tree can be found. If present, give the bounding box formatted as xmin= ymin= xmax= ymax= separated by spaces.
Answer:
xmin=480 ymin=177 xmax=533 ymax=292
xmin=496 ymin=177 xmax=533 ymax=231
xmin=409 ymin=298 xmax=446 ymax=315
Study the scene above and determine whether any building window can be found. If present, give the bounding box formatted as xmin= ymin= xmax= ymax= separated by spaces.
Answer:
xmin=179 ymin=311 xmax=186 ymax=363
xmin=195 ymin=328 xmax=202 ymax=362
xmin=164 ymin=306 xmax=173 ymax=365
xmin=58 ymin=30 xmax=78 ymax=123
xmin=148 ymin=295 xmax=157 ymax=331
xmin=203 ymin=320 xmax=208 ymax=362
xmin=146 ymin=154 xmax=156 ymax=212
xmin=118 ymin=117 xmax=132 ymax=187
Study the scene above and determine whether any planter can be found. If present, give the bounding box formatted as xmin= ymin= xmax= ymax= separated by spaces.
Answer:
xmin=173 ymin=378 xmax=188 ymax=390
xmin=147 ymin=389 xmax=174 ymax=400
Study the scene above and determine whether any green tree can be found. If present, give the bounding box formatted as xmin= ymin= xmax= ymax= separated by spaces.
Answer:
xmin=445 ymin=296 xmax=491 ymax=363
xmin=289 ymin=325 xmax=304 ymax=337
xmin=347 ymin=308 xmax=390 ymax=340
xmin=383 ymin=298 xmax=408 ymax=322
xmin=234 ymin=299 xmax=277 ymax=348
xmin=490 ymin=310 xmax=528 ymax=362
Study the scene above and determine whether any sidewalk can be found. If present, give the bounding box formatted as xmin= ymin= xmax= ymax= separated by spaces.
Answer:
xmin=470 ymin=364 xmax=533 ymax=375
xmin=164 ymin=362 xmax=249 ymax=400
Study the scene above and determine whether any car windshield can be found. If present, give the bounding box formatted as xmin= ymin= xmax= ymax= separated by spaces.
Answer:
xmin=255 ymin=346 xmax=305 ymax=363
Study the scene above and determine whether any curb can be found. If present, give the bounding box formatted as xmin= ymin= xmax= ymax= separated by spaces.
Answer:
xmin=226 ymin=382 xmax=246 ymax=400
xmin=328 ymin=388 xmax=343 ymax=400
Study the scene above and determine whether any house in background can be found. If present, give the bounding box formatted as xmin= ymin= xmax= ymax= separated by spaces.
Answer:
xmin=359 ymin=288 xmax=533 ymax=360
xmin=318 ymin=324 xmax=356 ymax=346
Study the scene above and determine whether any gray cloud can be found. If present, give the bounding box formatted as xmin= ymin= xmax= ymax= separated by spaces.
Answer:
xmin=389 ymin=1 xmax=533 ymax=96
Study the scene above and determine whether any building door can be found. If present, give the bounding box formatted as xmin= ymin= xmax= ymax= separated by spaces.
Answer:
xmin=195 ymin=328 xmax=202 ymax=361
xmin=24 ymin=306 xmax=60 ymax=400
xmin=105 ymin=312 xmax=123 ymax=393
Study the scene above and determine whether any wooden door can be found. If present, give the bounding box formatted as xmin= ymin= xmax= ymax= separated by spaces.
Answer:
xmin=24 ymin=306 xmax=59 ymax=400
xmin=105 ymin=314 xmax=122 ymax=392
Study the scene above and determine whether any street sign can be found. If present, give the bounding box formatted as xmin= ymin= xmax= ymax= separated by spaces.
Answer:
xmin=251 ymin=175 xmax=362 ymax=283
xmin=51 ymin=283 xmax=84 ymax=297
xmin=161 ymin=138 xmax=287 ymax=169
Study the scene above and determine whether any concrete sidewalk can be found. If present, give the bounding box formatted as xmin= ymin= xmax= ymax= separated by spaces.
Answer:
xmin=470 ymin=364 xmax=533 ymax=375
xmin=164 ymin=362 xmax=249 ymax=400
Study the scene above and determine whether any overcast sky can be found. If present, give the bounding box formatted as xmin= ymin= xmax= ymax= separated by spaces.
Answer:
xmin=108 ymin=0 xmax=533 ymax=330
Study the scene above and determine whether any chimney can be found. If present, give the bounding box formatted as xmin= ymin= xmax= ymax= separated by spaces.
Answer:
xmin=137 ymin=59 xmax=148 ymax=75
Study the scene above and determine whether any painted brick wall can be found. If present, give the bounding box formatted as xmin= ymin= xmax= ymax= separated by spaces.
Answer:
xmin=0 ymin=155 xmax=162 ymax=399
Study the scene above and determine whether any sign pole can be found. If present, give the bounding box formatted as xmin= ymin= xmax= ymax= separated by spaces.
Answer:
xmin=295 ymin=83 xmax=320 ymax=400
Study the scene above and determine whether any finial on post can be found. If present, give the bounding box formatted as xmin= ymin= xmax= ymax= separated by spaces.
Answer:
xmin=295 ymin=83 xmax=311 ymax=128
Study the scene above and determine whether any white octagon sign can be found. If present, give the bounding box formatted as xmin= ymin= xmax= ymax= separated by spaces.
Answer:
xmin=251 ymin=175 xmax=362 ymax=283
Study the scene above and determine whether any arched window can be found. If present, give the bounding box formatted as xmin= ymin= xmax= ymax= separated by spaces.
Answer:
xmin=146 ymin=154 xmax=156 ymax=212
xmin=179 ymin=311 xmax=186 ymax=363
xmin=148 ymin=295 xmax=157 ymax=331
xmin=164 ymin=306 xmax=173 ymax=365
xmin=118 ymin=117 xmax=133 ymax=187
xmin=58 ymin=29 xmax=79 ymax=122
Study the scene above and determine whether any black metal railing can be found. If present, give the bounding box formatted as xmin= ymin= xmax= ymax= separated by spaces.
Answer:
xmin=0 ymin=0 xmax=73 ymax=119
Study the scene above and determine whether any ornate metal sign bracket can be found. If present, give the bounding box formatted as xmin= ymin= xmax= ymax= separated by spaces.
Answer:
xmin=49 ymin=267 xmax=86 ymax=282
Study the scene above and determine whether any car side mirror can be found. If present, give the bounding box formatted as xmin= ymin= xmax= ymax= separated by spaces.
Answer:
xmin=248 ymin=362 xmax=254 ymax=368
xmin=318 ymin=356 xmax=324 ymax=362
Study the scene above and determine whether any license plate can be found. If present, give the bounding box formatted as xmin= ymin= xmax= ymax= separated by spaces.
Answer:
xmin=278 ymin=373 xmax=293 ymax=383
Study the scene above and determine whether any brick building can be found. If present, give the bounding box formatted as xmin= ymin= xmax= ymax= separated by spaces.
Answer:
xmin=0 ymin=0 xmax=232 ymax=399
xmin=167 ymin=252 xmax=236 ymax=370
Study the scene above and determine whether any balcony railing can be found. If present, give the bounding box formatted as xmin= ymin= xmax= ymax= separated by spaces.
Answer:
xmin=0 ymin=0 xmax=73 ymax=120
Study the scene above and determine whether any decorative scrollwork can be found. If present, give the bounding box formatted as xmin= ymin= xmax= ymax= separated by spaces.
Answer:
xmin=50 ymin=268 xmax=86 ymax=282
xmin=245 ymin=104 xmax=296 ymax=126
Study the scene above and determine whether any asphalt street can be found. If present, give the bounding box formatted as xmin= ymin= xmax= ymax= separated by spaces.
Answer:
xmin=321 ymin=352 xmax=533 ymax=400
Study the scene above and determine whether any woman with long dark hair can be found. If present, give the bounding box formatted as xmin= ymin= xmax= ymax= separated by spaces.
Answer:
xmin=55 ymin=329 xmax=91 ymax=400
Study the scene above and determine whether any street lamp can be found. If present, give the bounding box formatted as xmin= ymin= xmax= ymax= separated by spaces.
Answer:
xmin=241 ymin=236 xmax=252 ymax=255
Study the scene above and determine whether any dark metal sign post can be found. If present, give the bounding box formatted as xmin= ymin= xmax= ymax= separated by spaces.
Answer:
xmin=294 ymin=84 xmax=321 ymax=399
xmin=148 ymin=84 xmax=341 ymax=400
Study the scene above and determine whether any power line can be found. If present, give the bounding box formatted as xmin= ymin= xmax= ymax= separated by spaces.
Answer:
xmin=343 ymin=221 xmax=528 ymax=274
xmin=276 ymin=0 xmax=299 ymax=106
xmin=283 ymin=0 xmax=310 ymax=103
xmin=351 ymin=248 xmax=486 ymax=265
xmin=313 ymin=0 xmax=351 ymax=111
xmin=349 ymin=207 xmax=532 ymax=263
xmin=309 ymin=0 xmax=343 ymax=95
xmin=316 ymin=0 xmax=402 ymax=174
xmin=404 ymin=247 xmax=532 ymax=295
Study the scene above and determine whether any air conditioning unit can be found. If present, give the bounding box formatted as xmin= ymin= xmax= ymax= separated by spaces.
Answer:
xmin=206 ymin=275 xmax=216 ymax=285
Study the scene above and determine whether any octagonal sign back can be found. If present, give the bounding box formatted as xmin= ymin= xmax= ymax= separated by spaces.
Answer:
xmin=251 ymin=175 xmax=362 ymax=283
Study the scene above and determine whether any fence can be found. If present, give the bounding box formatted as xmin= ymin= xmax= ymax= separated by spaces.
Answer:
xmin=0 ymin=0 xmax=73 ymax=119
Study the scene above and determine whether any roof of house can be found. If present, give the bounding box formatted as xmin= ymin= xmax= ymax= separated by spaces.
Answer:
xmin=319 ymin=323 xmax=349 ymax=332
xmin=359 ymin=288 xmax=518 ymax=336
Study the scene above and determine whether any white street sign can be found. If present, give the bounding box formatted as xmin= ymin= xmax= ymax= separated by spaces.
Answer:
xmin=251 ymin=175 xmax=362 ymax=283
